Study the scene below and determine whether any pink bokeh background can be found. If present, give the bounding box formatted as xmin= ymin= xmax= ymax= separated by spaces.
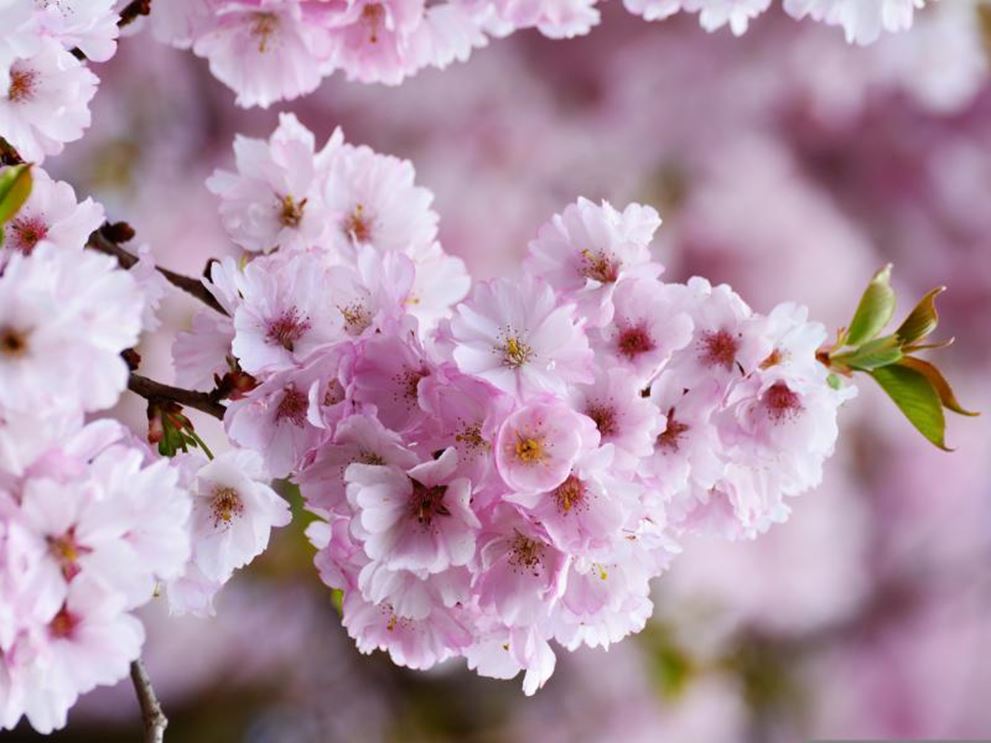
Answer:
xmin=15 ymin=4 xmax=991 ymax=740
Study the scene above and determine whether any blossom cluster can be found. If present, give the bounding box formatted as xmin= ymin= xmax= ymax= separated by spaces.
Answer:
xmin=0 ymin=0 xmax=125 ymax=162
xmin=182 ymin=116 xmax=855 ymax=693
xmin=0 ymin=162 xmax=292 ymax=733
xmin=152 ymin=0 xmax=930 ymax=108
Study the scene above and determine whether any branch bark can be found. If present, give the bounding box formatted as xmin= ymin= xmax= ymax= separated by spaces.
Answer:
xmin=129 ymin=373 xmax=227 ymax=420
xmin=130 ymin=659 xmax=167 ymax=743
xmin=88 ymin=227 xmax=229 ymax=316
xmin=118 ymin=0 xmax=153 ymax=28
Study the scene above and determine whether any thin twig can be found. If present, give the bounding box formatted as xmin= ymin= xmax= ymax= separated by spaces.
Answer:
xmin=129 ymin=373 xmax=227 ymax=420
xmin=0 ymin=138 xmax=24 ymax=166
xmin=118 ymin=0 xmax=153 ymax=28
xmin=88 ymin=227 xmax=229 ymax=316
xmin=130 ymin=659 xmax=167 ymax=743
xmin=70 ymin=0 xmax=153 ymax=59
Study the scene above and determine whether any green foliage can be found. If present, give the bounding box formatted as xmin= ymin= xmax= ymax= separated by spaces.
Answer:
xmin=843 ymin=263 xmax=895 ymax=347
xmin=826 ymin=265 xmax=977 ymax=450
xmin=870 ymin=364 xmax=949 ymax=451
xmin=0 ymin=164 xmax=32 ymax=243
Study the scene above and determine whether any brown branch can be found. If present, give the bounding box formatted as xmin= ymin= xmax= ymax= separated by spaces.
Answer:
xmin=88 ymin=226 xmax=229 ymax=316
xmin=0 ymin=138 xmax=24 ymax=166
xmin=70 ymin=1 xmax=153 ymax=59
xmin=118 ymin=0 xmax=153 ymax=28
xmin=129 ymin=373 xmax=227 ymax=420
xmin=130 ymin=659 xmax=167 ymax=743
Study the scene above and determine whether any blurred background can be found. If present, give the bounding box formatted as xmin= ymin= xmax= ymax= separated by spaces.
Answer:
xmin=11 ymin=3 xmax=991 ymax=740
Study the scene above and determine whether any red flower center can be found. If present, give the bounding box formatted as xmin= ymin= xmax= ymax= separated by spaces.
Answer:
xmin=617 ymin=324 xmax=655 ymax=360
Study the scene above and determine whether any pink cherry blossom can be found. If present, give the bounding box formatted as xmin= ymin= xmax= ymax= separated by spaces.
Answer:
xmin=347 ymin=448 xmax=480 ymax=573
xmin=191 ymin=0 xmax=329 ymax=108
xmin=207 ymin=112 xmax=338 ymax=253
xmin=0 ymin=38 xmax=97 ymax=162
xmin=186 ymin=449 xmax=292 ymax=582
xmin=526 ymin=197 xmax=662 ymax=326
xmin=450 ymin=275 xmax=593 ymax=398
xmin=0 ymin=246 xmax=143 ymax=415
xmin=231 ymin=253 xmax=344 ymax=375
xmin=0 ymin=167 xmax=103 ymax=258
xmin=592 ymin=277 xmax=694 ymax=383
xmin=494 ymin=397 xmax=597 ymax=493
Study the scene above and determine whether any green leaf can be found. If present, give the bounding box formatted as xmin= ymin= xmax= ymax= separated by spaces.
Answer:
xmin=0 ymin=164 xmax=32 ymax=225
xmin=898 ymin=357 xmax=979 ymax=417
xmin=870 ymin=364 xmax=949 ymax=450
xmin=831 ymin=334 xmax=903 ymax=371
xmin=827 ymin=373 xmax=842 ymax=391
xmin=845 ymin=264 xmax=896 ymax=346
xmin=895 ymin=286 xmax=944 ymax=345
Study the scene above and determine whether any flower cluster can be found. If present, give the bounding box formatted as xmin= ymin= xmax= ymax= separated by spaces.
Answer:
xmin=0 ymin=162 xmax=292 ymax=734
xmin=185 ymin=118 xmax=855 ymax=693
xmin=152 ymin=0 xmax=930 ymax=107
xmin=0 ymin=0 xmax=124 ymax=162
xmin=0 ymin=420 xmax=189 ymax=733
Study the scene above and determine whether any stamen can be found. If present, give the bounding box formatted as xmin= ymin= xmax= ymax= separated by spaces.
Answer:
xmin=657 ymin=407 xmax=690 ymax=452
xmin=49 ymin=606 xmax=78 ymax=640
xmin=361 ymin=4 xmax=385 ymax=44
xmin=8 ymin=216 xmax=48 ymax=254
xmin=579 ymin=249 xmax=619 ymax=284
xmin=339 ymin=302 xmax=372 ymax=336
xmin=501 ymin=336 xmax=532 ymax=369
xmin=553 ymin=474 xmax=587 ymax=514
xmin=760 ymin=348 xmax=784 ymax=369
xmin=8 ymin=68 xmax=37 ymax=103
xmin=585 ymin=403 xmax=617 ymax=438
xmin=0 ymin=326 xmax=28 ymax=358
xmin=278 ymin=194 xmax=306 ymax=228
xmin=211 ymin=486 xmax=244 ymax=527
xmin=617 ymin=324 xmax=655 ymax=360
xmin=266 ymin=308 xmax=310 ymax=351
xmin=508 ymin=531 xmax=544 ymax=576
xmin=47 ymin=529 xmax=90 ymax=581
xmin=343 ymin=203 xmax=372 ymax=243
xmin=409 ymin=479 xmax=450 ymax=527
xmin=699 ymin=329 xmax=739 ymax=370
xmin=764 ymin=382 xmax=802 ymax=422
xmin=514 ymin=434 xmax=545 ymax=464
xmin=250 ymin=12 xmax=279 ymax=53
xmin=275 ymin=385 xmax=309 ymax=426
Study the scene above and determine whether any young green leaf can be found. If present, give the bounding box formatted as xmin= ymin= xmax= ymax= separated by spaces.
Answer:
xmin=898 ymin=357 xmax=979 ymax=417
xmin=831 ymin=334 xmax=902 ymax=371
xmin=895 ymin=286 xmax=944 ymax=346
xmin=870 ymin=363 xmax=949 ymax=450
xmin=0 ymin=164 xmax=32 ymax=225
xmin=845 ymin=264 xmax=895 ymax=347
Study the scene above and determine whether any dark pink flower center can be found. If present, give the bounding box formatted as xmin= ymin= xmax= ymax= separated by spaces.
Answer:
xmin=276 ymin=384 xmax=309 ymax=426
xmin=764 ymin=382 xmax=802 ymax=422
xmin=508 ymin=531 xmax=544 ymax=577
xmin=409 ymin=479 xmax=449 ymax=528
xmin=585 ymin=403 xmax=617 ymax=439
xmin=657 ymin=407 xmax=690 ymax=452
xmin=47 ymin=528 xmax=91 ymax=582
xmin=617 ymin=324 xmax=655 ymax=360
xmin=698 ymin=329 xmax=739 ymax=370
xmin=361 ymin=4 xmax=386 ymax=44
xmin=8 ymin=68 xmax=37 ymax=103
xmin=266 ymin=308 xmax=310 ymax=352
xmin=8 ymin=216 xmax=47 ymax=254
xmin=49 ymin=605 xmax=79 ymax=640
